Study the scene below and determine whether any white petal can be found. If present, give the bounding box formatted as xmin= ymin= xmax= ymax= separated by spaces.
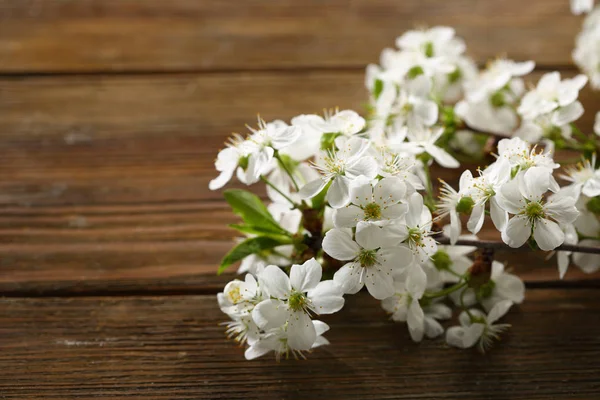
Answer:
xmin=406 ymin=192 xmax=424 ymax=227
xmin=490 ymin=197 xmax=508 ymax=232
xmin=552 ymin=101 xmax=584 ymax=126
xmin=327 ymin=176 xmax=351 ymax=208
xmin=373 ymin=177 xmax=406 ymax=205
xmin=363 ymin=267 xmax=395 ymax=300
xmin=545 ymin=196 xmax=579 ymax=224
xmin=533 ymin=219 xmax=565 ymax=251
xmin=333 ymin=263 xmax=364 ymax=294
xmin=502 ymin=215 xmax=531 ymax=248
xmin=494 ymin=274 xmax=525 ymax=304
xmin=462 ymin=323 xmax=486 ymax=348
xmin=287 ymin=310 xmax=317 ymax=351
xmin=521 ymin=167 xmax=550 ymax=201
xmin=467 ymin=203 xmax=485 ymax=234
xmin=558 ymin=251 xmax=570 ymax=279
xmin=259 ymin=265 xmax=292 ymax=298
xmin=244 ymin=341 xmax=275 ymax=360
xmin=349 ymin=179 xmax=374 ymax=207
xmin=298 ymin=178 xmax=327 ymax=200
xmin=252 ymin=299 xmax=289 ymax=330
xmin=308 ymin=280 xmax=345 ymax=314
xmin=424 ymin=144 xmax=460 ymax=168
xmin=424 ymin=317 xmax=445 ymax=339
xmin=487 ymin=300 xmax=513 ymax=324
xmin=405 ymin=264 xmax=427 ymax=299
xmin=346 ymin=156 xmax=379 ymax=179
xmin=333 ymin=205 xmax=364 ymax=228
xmin=497 ymin=178 xmax=525 ymax=214
xmin=355 ymin=221 xmax=397 ymax=249
xmin=290 ymin=258 xmax=322 ymax=292
xmin=378 ymin=245 xmax=414 ymax=269
xmin=381 ymin=203 xmax=408 ymax=221
xmin=407 ymin=301 xmax=425 ymax=342
xmin=322 ymin=229 xmax=360 ymax=260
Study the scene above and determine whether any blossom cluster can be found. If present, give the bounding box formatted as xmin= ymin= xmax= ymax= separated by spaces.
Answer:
xmin=211 ymin=25 xmax=600 ymax=360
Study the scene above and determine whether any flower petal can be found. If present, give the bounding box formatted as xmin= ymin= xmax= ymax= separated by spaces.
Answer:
xmin=533 ymin=218 xmax=565 ymax=251
xmin=322 ymin=229 xmax=360 ymax=260
xmin=363 ymin=267 xmax=395 ymax=300
xmin=308 ymin=281 xmax=345 ymax=314
xmin=333 ymin=262 xmax=364 ymax=294
xmin=298 ymin=178 xmax=327 ymax=200
xmin=487 ymin=300 xmax=513 ymax=324
xmin=502 ymin=215 xmax=531 ymax=248
xmin=287 ymin=310 xmax=317 ymax=351
xmin=252 ymin=299 xmax=289 ymax=330
xmin=290 ymin=258 xmax=322 ymax=293
xmin=333 ymin=205 xmax=364 ymax=228
xmin=407 ymin=301 xmax=425 ymax=342
xmin=259 ymin=265 xmax=292 ymax=298
xmin=327 ymin=176 xmax=351 ymax=208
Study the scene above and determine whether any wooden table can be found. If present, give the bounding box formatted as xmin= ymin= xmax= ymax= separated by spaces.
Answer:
xmin=1 ymin=1 xmax=599 ymax=398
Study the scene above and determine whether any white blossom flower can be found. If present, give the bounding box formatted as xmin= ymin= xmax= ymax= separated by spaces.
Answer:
xmin=399 ymin=193 xmax=438 ymax=263
xmin=446 ymin=300 xmax=513 ymax=352
xmin=497 ymin=167 xmax=579 ymax=251
xmin=559 ymin=154 xmax=600 ymax=200
xmin=571 ymin=0 xmax=594 ymax=15
xmin=517 ymin=72 xmax=588 ymax=121
xmin=382 ymin=265 xmax=451 ymax=341
xmin=374 ymin=149 xmax=424 ymax=192
xmin=461 ymin=159 xmax=512 ymax=234
xmin=333 ymin=177 xmax=408 ymax=228
xmin=253 ymin=259 xmax=344 ymax=351
xmin=396 ymin=26 xmax=465 ymax=59
xmin=496 ymin=137 xmax=560 ymax=181
xmin=426 ymin=227 xmax=476 ymax=286
xmin=218 ymin=274 xmax=264 ymax=345
xmin=389 ymin=75 xmax=439 ymax=130
xmin=299 ymin=137 xmax=378 ymax=208
xmin=323 ymin=223 xmax=414 ymax=299
xmin=390 ymin=126 xmax=459 ymax=168
xmin=453 ymin=261 xmax=525 ymax=311
xmin=209 ymin=134 xmax=248 ymax=190
xmin=244 ymin=320 xmax=330 ymax=361
xmin=465 ymin=59 xmax=534 ymax=103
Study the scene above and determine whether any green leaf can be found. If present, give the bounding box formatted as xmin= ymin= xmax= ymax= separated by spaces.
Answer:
xmin=229 ymin=224 xmax=291 ymax=238
xmin=320 ymin=132 xmax=341 ymax=151
xmin=218 ymin=236 xmax=291 ymax=274
xmin=373 ymin=78 xmax=384 ymax=100
xmin=223 ymin=189 xmax=286 ymax=234
xmin=310 ymin=180 xmax=332 ymax=210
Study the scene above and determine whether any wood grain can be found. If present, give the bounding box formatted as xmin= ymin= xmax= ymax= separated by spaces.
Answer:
xmin=0 ymin=290 xmax=599 ymax=399
xmin=0 ymin=0 xmax=584 ymax=73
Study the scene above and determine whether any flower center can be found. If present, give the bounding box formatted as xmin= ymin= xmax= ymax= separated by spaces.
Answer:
xmin=288 ymin=291 xmax=308 ymax=312
xmin=363 ymin=202 xmax=382 ymax=220
xmin=358 ymin=249 xmax=378 ymax=268
xmin=227 ymin=286 xmax=242 ymax=304
xmin=408 ymin=227 xmax=423 ymax=245
xmin=455 ymin=196 xmax=475 ymax=214
xmin=524 ymin=201 xmax=545 ymax=220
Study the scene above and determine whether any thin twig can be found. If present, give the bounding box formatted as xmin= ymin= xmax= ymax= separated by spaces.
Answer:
xmin=435 ymin=236 xmax=600 ymax=255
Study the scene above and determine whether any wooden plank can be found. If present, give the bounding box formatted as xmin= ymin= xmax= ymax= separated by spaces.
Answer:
xmin=0 ymin=71 xmax=598 ymax=206
xmin=0 ymin=200 xmax=597 ymax=296
xmin=0 ymin=0 xmax=583 ymax=73
xmin=0 ymin=290 xmax=599 ymax=398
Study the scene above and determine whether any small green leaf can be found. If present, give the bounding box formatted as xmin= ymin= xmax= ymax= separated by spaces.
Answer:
xmin=229 ymin=224 xmax=291 ymax=238
xmin=223 ymin=189 xmax=285 ymax=234
xmin=373 ymin=78 xmax=384 ymax=100
xmin=218 ymin=236 xmax=291 ymax=274
xmin=320 ymin=132 xmax=342 ymax=151
xmin=310 ymin=180 xmax=332 ymax=210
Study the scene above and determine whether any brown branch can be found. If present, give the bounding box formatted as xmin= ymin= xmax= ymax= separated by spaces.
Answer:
xmin=435 ymin=236 xmax=600 ymax=255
